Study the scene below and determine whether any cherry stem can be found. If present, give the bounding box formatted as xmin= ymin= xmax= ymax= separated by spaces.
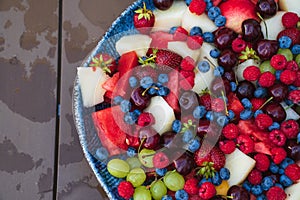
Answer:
xmin=138 ymin=138 xmax=147 ymax=154
xmin=203 ymin=56 xmax=217 ymax=69
xmin=284 ymin=103 xmax=295 ymax=111
xmin=257 ymin=12 xmax=268 ymax=39
xmin=221 ymin=91 xmax=229 ymax=116
xmin=258 ymin=96 xmax=273 ymax=110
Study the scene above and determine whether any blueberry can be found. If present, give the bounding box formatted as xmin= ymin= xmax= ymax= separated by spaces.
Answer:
xmin=251 ymin=184 xmax=263 ymax=196
xmin=175 ymin=190 xmax=189 ymax=200
xmin=297 ymin=133 xmax=300 ymax=143
xmin=268 ymin=122 xmax=280 ymax=131
xmin=275 ymin=70 xmax=282 ymax=80
xmin=256 ymin=194 xmax=267 ymax=200
xmin=217 ymin=115 xmax=229 ymax=126
xmin=129 ymin=76 xmax=138 ymax=88
xmin=158 ymin=73 xmax=169 ymax=84
xmin=275 ymin=183 xmax=284 ymax=189
xmin=230 ymin=82 xmax=237 ymax=92
xmin=162 ymin=195 xmax=173 ymax=200
xmin=182 ymin=130 xmax=194 ymax=143
xmin=169 ymin=26 xmax=178 ymax=34
xmin=269 ymin=162 xmax=279 ymax=174
xmin=155 ymin=168 xmax=167 ymax=176
xmin=198 ymin=60 xmax=210 ymax=73
xmin=280 ymin=158 xmax=295 ymax=169
xmin=242 ymin=181 xmax=253 ymax=192
xmin=203 ymin=32 xmax=214 ymax=43
xmin=220 ymin=168 xmax=230 ymax=180
xmin=199 ymin=177 xmax=212 ymax=185
xmin=240 ymin=109 xmax=253 ymax=120
xmin=212 ymin=172 xmax=222 ymax=186
xmin=279 ymin=168 xmax=285 ymax=175
xmin=208 ymin=6 xmax=221 ymax=20
xmin=127 ymin=147 xmax=136 ymax=157
xmin=288 ymin=85 xmax=297 ymax=91
xmin=205 ymin=1 xmax=213 ymax=11
xmin=254 ymin=87 xmax=267 ymax=98
xmin=148 ymin=87 xmax=157 ymax=95
xmin=188 ymin=138 xmax=201 ymax=153
xmin=140 ymin=76 xmax=153 ymax=89
xmin=227 ymin=110 xmax=235 ymax=120
xmin=193 ymin=105 xmax=207 ymax=119
xmin=124 ymin=112 xmax=136 ymax=125
xmin=210 ymin=48 xmax=220 ymax=58
xmin=254 ymin=110 xmax=263 ymax=118
xmin=261 ymin=176 xmax=275 ymax=191
xmin=206 ymin=111 xmax=214 ymax=121
xmin=190 ymin=26 xmax=203 ymax=36
xmin=184 ymin=0 xmax=192 ymax=6
xmin=95 ymin=147 xmax=109 ymax=161
xmin=95 ymin=102 xmax=111 ymax=111
xmin=241 ymin=98 xmax=252 ymax=109
xmin=291 ymin=44 xmax=300 ymax=55
xmin=214 ymin=66 xmax=224 ymax=76
xmin=113 ymin=96 xmax=123 ymax=105
xmin=120 ymin=100 xmax=131 ymax=113
xmin=214 ymin=15 xmax=226 ymax=27
xmin=157 ymin=86 xmax=170 ymax=96
xmin=278 ymin=36 xmax=292 ymax=49
xmin=172 ymin=120 xmax=182 ymax=133
xmin=280 ymin=174 xmax=293 ymax=187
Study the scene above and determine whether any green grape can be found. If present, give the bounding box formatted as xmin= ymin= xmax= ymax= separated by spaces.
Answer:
xmin=259 ymin=60 xmax=275 ymax=74
xmin=163 ymin=171 xmax=185 ymax=191
xmin=150 ymin=180 xmax=167 ymax=200
xmin=138 ymin=148 xmax=155 ymax=168
xmin=126 ymin=168 xmax=146 ymax=187
xmin=107 ymin=159 xmax=130 ymax=178
xmin=277 ymin=48 xmax=293 ymax=61
xmin=295 ymin=54 xmax=300 ymax=66
xmin=127 ymin=157 xmax=142 ymax=169
xmin=133 ymin=186 xmax=152 ymax=200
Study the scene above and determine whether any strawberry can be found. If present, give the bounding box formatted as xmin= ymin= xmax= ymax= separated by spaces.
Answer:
xmin=155 ymin=49 xmax=183 ymax=70
xmin=133 ymin=3 xmax=155 ymax=34
xmin=173 ymin=26 xmax=189 ymax=41
xmin=194 ymin=142 xmax=213 ymax=167
xmin=210 ymin=147 xmax=226 ymax=170
xmin=199 ymin=93 xmax=212 ymax=111
xmin=102 ymin=72 xmax=119 ymax=92
xmin=89 ymin=53 xmax=117 ymax=76
xmin=277 ymin=28 xmax=300 ymax=45
xmin=92 ymin=106 xmax=130 ymax=155
xmin=150 ymin=31 xmax=174 ymax=49
xmin=189 ymin=0 xmax=206 ymax=16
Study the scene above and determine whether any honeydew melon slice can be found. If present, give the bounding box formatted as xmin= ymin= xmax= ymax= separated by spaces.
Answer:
xmin=116 ymin=34 xmax=152 ymax=57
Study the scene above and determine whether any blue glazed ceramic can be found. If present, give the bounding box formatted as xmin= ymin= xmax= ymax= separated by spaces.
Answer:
xmin=73 ymin=0 xmax=155 ymax=199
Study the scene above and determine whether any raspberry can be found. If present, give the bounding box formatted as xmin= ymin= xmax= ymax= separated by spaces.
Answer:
xmin=280 ymin=69 xmax=297 ymax=85
xmin=280 ymin=119 xmax=299 ymax=139
xmin=173 ymin=26 xmax=188 ymax=41
xmin=258 ymin=71 xmax=276 ymax=88
xmin=243 ymin=65 xmax=261 ymax=81
xmin=270 ymin=54 xmax=287 ymax=70
xmin=285 ymin=163 xmax=300 ymax=181
xmin=237 ymin=134 xmax=254 ymax=154
xmin=198 ymin=182 xmax=216 ymax=200
xmin=118 ymin=181 xmax=134 ymax=200
xmin=137 ymin=112 xmax=155 ymax=127
xmin=254 ymin=153 xmax=270 ymax=172
xmin=211 ymin=98 xmax=225 ymax=112
xmin=269 ymin=129 xmax=286 ymax=147
xmin=232 ymin=37 xmax=247 ymax=53
xmin=282 ymin=12 xmax=299 ymax=28
xmin=189 ymin=0 xmax=206 ymax=15
xmin=153 ymin=152 xmax=170 ymax=169
xmin=266 ymin=186 xmax=287 ymax=200
xmin=187 ymin=35 xmax=204 ymax=50
xmin=247 ymin=169 xmax=263 ymax=185
xmin=294 ymin=71 xmax=300 ymax=87
xmin=250 ymin=98 xmax=265 ymax=111
xmin=219 ymin=140 xmax=236 ymax=154
xmin=288 ymin=89 xmax=300 ymax=104
xmin=286 ymin=60 xmax=299 ymax=71
xmin=222 ymin=123 xmax=239 ymax=139
xmin=184 ymin=178 xmax=199 ymax=195
xmin=255 ymin=113 xmax=273 ymax=130
xmin=180 ymin=56 xmax=195 ymax=71
xmin=271 ymin=147 xmax=287 ymax=164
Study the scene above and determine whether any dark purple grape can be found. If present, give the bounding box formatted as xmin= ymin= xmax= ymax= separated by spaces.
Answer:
xmin=236 ymin=80 xmax=255 ymax=99
xmin=256 ymin=0 xmax=277 ymax=18
xmin=218 ymin=49 xmax=238 ymax=71
xmin=264 ymin=102 xmax=286 ymax=122
xmin=227 ymin=185 xmax=250 ymax=200
xmin=286 ymin=140 xmax=300 ymax=162
xmin=179 ymin=91 xmax=199 ymax=111
xmin=242 ymin=19 xmax=263 ymax=43
xmin=255 ymin=39 xmax=279 ymax=60
xmin=161 ymin=131 xmax=182 ymax=148
xmin=139 ymin=127 xmax=160 ymax=149
xmin=173 ymin=152 xmax=195 ymax=175
xmin=130 ymin=87 xmax=151 ymax=110
xmin=153 ymin=0 xmax=174 ymax=10
xmin=214 ymin=27 xmax=237 ymax=50
xmin=268 ymin=82 xmax=289 ymax=102
xmin=210 ymin=77 xmax=231 ymax=96
xmin=197 ymin=120 xmax=210 ymax=137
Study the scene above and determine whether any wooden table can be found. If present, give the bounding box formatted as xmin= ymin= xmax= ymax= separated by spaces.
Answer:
xmin=0 ymin=0 xmax=135 ymax=199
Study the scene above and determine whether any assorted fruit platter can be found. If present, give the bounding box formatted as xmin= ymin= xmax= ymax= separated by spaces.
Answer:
xmin=73 ymin=0 xmax=300 ymax=199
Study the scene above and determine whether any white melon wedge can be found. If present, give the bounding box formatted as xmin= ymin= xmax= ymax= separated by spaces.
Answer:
xmin=224 ymin=148 xmax=256 ymax=187
xmin=153 ymin=1 xmax=187 ymax=31
xmin=260 ymin=11 xmax=287 ymax=40
xmin=182 ymin=8 xmax=217 ymax=33
xmin=77 ymin=67 xmax=110 ymax=108
xmin=234 ymin=59 xmax=260 ymax=81
xmin=116 ymin=34 xmax=152 ymax=57
xmin=279 ymin=0 xmax=300 ymax=15
xmin=192 ymin=42 xmax=217 ymax=93
xmin=144 ymin=96 xmax=175 ymax=135
xmin=285 ymin=182 xmax=300 ymax=200
xmin=281 ymin=102 xmax=300 ymax=121
xmin=168 ymin=41 xmax=201 ymax=61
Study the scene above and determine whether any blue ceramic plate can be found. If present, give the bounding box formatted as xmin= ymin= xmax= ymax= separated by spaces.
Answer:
xmin=73 ymin=0 xmax=156 ymax=199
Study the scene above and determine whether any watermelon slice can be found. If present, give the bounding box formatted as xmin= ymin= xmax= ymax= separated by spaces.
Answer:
xmin=102 ymin=72 xmax=120 ymax=92
xmin=164 ymin=69 xmax=180 ymax=114
xmin=92 ymin=106 xmax=130 ymax=155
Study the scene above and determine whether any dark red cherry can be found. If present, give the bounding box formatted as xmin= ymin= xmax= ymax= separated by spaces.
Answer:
xmin=218 ymin=49 xmax=238 ymax=71
xmin=256 ymin=0 xmax=277 ymax=18
xmin=242 ymin=19 xmax=263 ymax=43
xmin=236 ymin=80 xmax=255 ymax=100
xmin=255 ymin=39 xmax=279 ymax=61
xmin=173 ymin=152 xmax=196 ymax=175
xmin=139 ymin=127 xmax=161 ymax=149
xmin=268 ymin=83 xmax=289 ymax=102
xmin=263 ymin=102 xmax=287 ymax=122
xmin=130 ymin=87 xmax=151 ymax=110
xmin=286 ymin=140 xmax=300 ymax=162
xmin=153 ymin=0 xmax=174 ymax=10
xmin=214 ymin=27 xmax=237 ymax=50
xmin=227 ymin=185 xmax=250 ymax=200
